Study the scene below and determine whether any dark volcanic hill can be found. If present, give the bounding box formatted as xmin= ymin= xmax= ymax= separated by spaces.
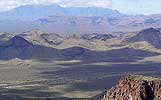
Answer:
xmin=0 ymin=36 xmax=32 ymax=46
xmin=101 ymin=75 xmax=161 ymax=100
xmin=0 ymin=36 xmax=61 ymax=60
xmin=127 ymin=28 xmax=161 ymax=48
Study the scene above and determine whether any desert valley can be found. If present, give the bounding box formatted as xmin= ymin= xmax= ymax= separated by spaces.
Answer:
xmin=0 ymin=1 xmax=161 ymax=100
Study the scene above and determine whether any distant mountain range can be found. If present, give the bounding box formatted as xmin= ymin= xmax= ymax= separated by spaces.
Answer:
xmin=0 ymin=4 xmax=121 ymax=21
xmin=0 ymin=28 xmax=160 ymax=60
xmin=0 ymin=4 xmax=161 ymax=33
xmin=0 ymin=35 xmax=159 ymax=61
xmin=1 ymin=28 xmax=161 ymax=50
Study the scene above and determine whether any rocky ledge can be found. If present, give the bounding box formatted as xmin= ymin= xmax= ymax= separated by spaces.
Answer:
xmin=101 ymin=75 xmax=161 ymax=100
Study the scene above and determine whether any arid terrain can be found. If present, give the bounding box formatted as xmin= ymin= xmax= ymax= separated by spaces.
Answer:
xmin=0 ymin=28 xmax=160 ymax=100
xmin=1 ymin=57 xmax=161 ymax=100
xmin=0 ymin=2 xmax=161 ymax=100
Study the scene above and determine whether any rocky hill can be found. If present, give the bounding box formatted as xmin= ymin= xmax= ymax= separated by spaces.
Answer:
xmin=0 ymin=35 xmax=159 ymax=61
xmin=1 ymin=28 xmax=161 ymax=52
xmin=15 ymin=28 xmax=161 ymax=52
xmin=101 ymin=75 xmax=161 ymax=100
xmin=127 ymin=28 xmax=161 ymax=48
xmin=17 ymin=31 xmax=117 ymax=50
xmin=0 ymin=36 xmax=62 ymax=60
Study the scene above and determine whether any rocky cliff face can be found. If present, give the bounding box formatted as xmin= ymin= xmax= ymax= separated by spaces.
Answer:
xmin=101 ymin=75 xmax=161 ymax=100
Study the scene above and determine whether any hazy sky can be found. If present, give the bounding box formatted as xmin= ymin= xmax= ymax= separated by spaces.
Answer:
xmin=112 ymin=0 xmax=161 ymax=15
xmin=0 ymin=0 xmax=161 ymax=15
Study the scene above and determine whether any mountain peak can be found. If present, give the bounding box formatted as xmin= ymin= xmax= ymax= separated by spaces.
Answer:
xmin=139 ymin=28 xmax=160 ymax=35
xmin=7 ymin=36 xmax=32 ymax=46
xmin=101 ymin=75 xmax=161 ymax=100
xmin=127 ymin=28 xmax=161 ymax=48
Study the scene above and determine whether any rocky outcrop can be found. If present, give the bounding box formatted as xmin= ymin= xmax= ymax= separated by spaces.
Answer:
xmin=81 ymin=33 xmax=114 ymax=41
xmin=101 ymin=75 xmax=161 ymax=100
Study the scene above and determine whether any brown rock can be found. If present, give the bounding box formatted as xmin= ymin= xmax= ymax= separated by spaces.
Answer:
xmin=101 ymin=75 xmax=161 ymax=100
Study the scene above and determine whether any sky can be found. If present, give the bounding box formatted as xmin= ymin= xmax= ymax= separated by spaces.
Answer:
xmin=0 ymin=0 xmax=161 ymax=15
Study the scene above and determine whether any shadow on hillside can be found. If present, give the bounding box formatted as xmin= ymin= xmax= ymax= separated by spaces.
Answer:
xmin=58 ymin=47 xmax=161 ymax=63
xmin=0 ymin=41 xmax=160 ymax=62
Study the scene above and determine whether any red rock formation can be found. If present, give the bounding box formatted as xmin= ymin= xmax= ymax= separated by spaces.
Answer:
xmin=101 ymin=75 xmax=161 ymax=100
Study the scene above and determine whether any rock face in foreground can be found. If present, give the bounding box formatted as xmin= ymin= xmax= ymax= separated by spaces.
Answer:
xmin=101 ymin=75 xmax=161 ymax=100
